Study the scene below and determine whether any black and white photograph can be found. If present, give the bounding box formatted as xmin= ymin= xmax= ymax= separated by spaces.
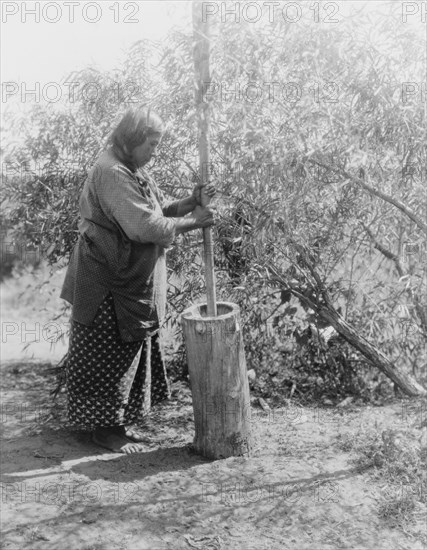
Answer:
xmin=1 ymin=1 xmax=426 ymax=548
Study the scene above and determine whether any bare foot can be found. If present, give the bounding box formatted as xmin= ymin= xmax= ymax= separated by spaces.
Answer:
xmin=124 ymin=427 xmax=150 ymax=443
xmin=92 ymin=428 xmax=144 ymax=454
xmin=106 ymin=425 xmax=149 ymax=443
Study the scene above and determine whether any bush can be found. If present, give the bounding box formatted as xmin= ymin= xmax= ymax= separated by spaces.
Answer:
xmin=2 ymin=5 xmax=426 ymax=397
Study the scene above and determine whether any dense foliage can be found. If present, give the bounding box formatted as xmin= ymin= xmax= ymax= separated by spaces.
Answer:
xmin=2 ymin=4 xmax=426 ymax=400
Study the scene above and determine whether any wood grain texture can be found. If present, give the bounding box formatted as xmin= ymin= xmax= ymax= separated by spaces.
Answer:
xmin=192 ymin=0 xmax=217 ymax=316
xmin=182 ymin=302 xmax=253 ymax=459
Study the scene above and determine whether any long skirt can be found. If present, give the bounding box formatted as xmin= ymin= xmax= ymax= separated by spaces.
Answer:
xmin=65 ymin=293 xmax=170 ymax=429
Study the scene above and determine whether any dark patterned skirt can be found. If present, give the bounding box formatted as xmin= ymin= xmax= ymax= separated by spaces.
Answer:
xmin=66 ymin=293 xmax=170 ymax=429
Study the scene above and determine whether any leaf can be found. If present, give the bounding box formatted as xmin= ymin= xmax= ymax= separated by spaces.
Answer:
xmin=46 ymin=243 xmax=56 ymax=257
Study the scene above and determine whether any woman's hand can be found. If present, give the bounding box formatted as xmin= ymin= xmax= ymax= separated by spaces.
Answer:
xmin=174 ymin=205 xmax=216 ymax=235
xmin=193 ymin=205 xmax=215 ymax=228
xmin=192 ymin=183 xmax=216 ymax=207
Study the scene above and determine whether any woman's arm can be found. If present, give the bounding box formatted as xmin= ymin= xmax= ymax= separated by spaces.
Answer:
xmin=169 ymin=196 xmax=197 ymax=217
xmin=96 ymin=163 xmax=178 ymax=247
xmin=162 ymin=183 xmax=216 ymax=217
xmin=95 ymin=163 xmax=214 ymax=245
xmin=174 ymin=205 xmax=215 ymax=234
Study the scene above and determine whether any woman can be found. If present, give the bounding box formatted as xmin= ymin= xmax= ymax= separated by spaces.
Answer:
xmin=61 ymin=106 xmax=215 ymax=454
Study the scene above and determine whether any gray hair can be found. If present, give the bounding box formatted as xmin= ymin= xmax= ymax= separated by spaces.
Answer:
xmin=109 ymin=106 xmax=163 ymax=169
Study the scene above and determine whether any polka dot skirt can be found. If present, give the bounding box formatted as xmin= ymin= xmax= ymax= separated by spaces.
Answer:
xmin=66 ymin=293 xmax=170 ymax=429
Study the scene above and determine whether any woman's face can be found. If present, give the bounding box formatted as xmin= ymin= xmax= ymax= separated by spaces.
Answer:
xmin=131 ymin=134 xmax=161 ymax=167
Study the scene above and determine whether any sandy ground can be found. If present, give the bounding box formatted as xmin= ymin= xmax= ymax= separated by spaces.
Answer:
xmin=1 ymin=358 xmax=426 ymax=550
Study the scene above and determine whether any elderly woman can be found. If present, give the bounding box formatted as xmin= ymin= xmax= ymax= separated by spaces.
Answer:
xmin=61 ymin=106 xmax=215 ymax=454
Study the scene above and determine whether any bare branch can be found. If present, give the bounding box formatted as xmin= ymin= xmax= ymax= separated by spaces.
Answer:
xmin=265 ymin=261 xmax=427 ymax=396
xmin=362 ymin=223 xmax=404 ymax=277
xmin=310 ymin=160 xmax=427 ymax=234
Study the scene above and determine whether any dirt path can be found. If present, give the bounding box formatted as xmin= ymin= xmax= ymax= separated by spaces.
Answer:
xmin=1 ymin=360 xmax=426 ymax=550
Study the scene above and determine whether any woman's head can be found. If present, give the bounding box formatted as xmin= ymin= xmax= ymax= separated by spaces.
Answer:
xmin=110 ymin=106 xmax=164 ymax=169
